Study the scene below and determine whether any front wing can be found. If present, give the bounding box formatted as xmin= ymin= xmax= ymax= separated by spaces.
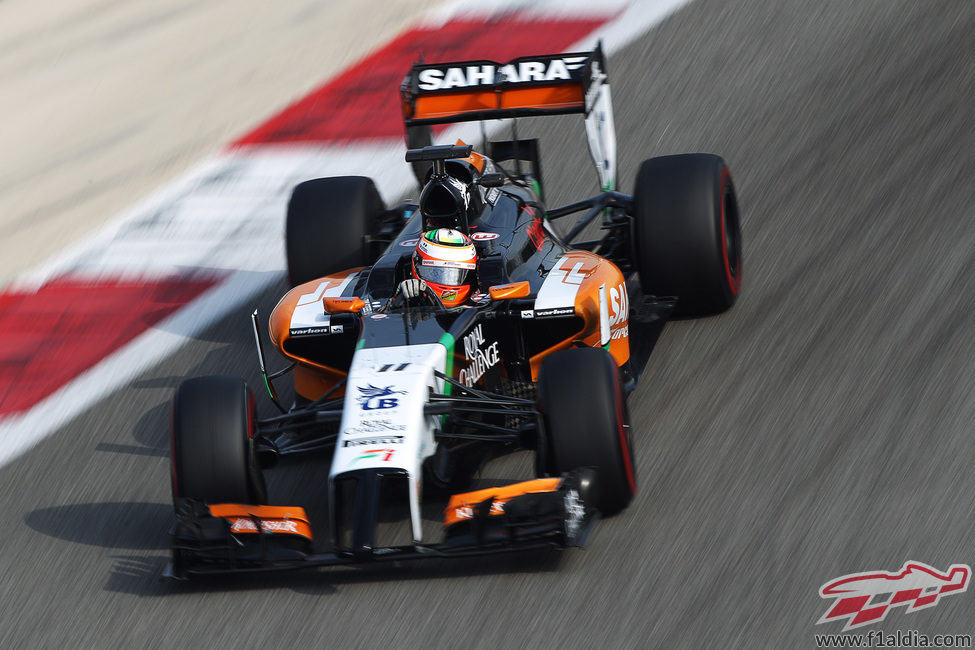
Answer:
xmin=165 ymin=473 xmax=598 ymax=579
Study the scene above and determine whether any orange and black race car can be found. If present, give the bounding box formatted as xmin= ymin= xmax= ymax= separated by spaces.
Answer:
xmin=166 ymin=45 xmax=742 ymax=578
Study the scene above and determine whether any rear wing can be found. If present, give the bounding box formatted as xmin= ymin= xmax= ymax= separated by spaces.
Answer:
xmin=401 ymin=44 xmax=617 ymax=191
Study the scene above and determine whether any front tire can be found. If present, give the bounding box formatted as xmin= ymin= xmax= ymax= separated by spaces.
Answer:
xmin=631 ymin=153 xmax=742 ymax=317
xmin=171 ymin=376 xmax=266 ymax=507
xmin=537 ymin=348 xmax=635 ymax=515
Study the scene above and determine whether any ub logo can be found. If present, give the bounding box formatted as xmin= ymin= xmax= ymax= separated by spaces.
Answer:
xmin=356 ymin=384 xmax=406 ymax=411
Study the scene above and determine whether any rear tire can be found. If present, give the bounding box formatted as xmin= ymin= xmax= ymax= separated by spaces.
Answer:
xmin=171 ymin=376 xmax=266 ymax=507
xmin=631 ymin=153 xmax=742 ymax=317
xmin=286 ymin=176 xmax=385 ymax=287
xmin=537 ymin=348 xmax=635 ymax=515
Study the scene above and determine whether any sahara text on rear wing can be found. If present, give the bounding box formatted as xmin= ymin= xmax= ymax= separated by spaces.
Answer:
xmin=400 ymin=43 xmax=617 ymax=191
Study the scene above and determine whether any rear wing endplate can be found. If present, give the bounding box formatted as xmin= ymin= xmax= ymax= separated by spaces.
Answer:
xmin=401 ymin=43 xmax=617 ymax=190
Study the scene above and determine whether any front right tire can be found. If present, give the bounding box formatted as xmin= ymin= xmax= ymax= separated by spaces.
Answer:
xmin=537 ymin=347 xmax=635 ymax=516
xmin=171 ymin=376 xmax=266 ymax=507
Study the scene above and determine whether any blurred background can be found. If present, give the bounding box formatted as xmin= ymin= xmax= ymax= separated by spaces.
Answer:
xmin=1 ymin=0 xmax=974 ymax=646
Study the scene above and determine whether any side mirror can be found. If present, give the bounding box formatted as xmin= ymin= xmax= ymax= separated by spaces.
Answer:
xmin=323 ymin=296 xmax=365 ymax=314
xmin=488 ymin=281 xmax=530 ymax=300
xmin=477 ymin=173 xmax=504 ymax=188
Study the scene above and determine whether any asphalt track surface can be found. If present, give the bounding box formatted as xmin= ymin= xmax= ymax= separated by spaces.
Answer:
xmin=3 ymin=0 xmax=975 ymax=647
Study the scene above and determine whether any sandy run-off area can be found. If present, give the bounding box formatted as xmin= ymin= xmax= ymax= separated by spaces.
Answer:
xmin=0 ymin=0 xmax=433 ymax=285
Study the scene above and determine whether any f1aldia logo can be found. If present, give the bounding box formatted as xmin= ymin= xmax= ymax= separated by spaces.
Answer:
xmin=818 ymin=561 xmax=970 ymax=631
xmin=356 ymin=384 xmax=406 ymax=410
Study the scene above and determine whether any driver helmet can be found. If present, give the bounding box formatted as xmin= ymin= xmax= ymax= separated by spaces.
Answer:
xmin=410 ymin=228 xmax=477 ymax=307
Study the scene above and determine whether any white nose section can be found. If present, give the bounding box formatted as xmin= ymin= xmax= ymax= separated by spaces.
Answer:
xmin=331 ymin=343 xmax=447 ymax=542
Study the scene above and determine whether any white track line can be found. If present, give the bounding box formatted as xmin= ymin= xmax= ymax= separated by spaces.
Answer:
xmin=0 ymin=0 xmax=693 ymax=467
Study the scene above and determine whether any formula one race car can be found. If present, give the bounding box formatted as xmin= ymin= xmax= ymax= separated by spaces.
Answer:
xmin=166 ymin=45 xmax=742 ymax=578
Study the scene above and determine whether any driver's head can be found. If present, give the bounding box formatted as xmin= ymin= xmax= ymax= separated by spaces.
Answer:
xmin=411 ymin=228 xmax=477 ymax=307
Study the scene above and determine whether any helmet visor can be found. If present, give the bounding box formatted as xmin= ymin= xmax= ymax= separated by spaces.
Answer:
xmin=415 ymin=258 xmax=473 ymax=286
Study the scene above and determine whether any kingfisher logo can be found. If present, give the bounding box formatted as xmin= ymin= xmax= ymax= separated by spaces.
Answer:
xmin=818 ymin=561 xmax=970 ymax=631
